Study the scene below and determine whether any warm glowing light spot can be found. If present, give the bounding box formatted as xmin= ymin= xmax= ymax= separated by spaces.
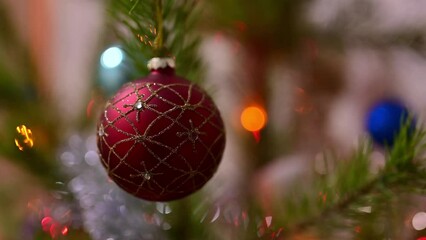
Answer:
xmin=100 ymin=46 xmax=124 ymax=69
xmin=86 ymin=98 xmax=95 ymax=118
xmin=252 ymin=131 xmax=261 ymax=142
xmin=318 ymin=192 xmax=327 ymax=203
xmin=412 ymin=212 xmax=426 ymax=230
xmin=15 ymin=125 xmax=34 ymax=151
xmin=233 ymin=21 xmax=247 ymax=32
xmin=50 ymin=224 xmax=58 ymax=238
xmin=354 ymin=226 xmax=362 ymax=233
xmin=322 ymin=194 xmax=327 ymax=203
xmin=61 ymin=226 xmax=69 ymax=236
xmin=41 ymin=217 xmax=53 ymax=231
xmin=265 ymin=216 xmax=272 ymax=228
xmin=241 ymin=106 xmax=267 ymax=132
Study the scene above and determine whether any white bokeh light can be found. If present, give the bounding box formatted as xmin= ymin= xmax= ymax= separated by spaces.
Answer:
xmin=412 ymin=212 xmax=426 ymax=230
xmin=100 ymin=46 xmax=124 ymax=69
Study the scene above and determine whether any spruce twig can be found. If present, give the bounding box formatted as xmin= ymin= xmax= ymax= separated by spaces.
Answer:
xmin=276 ymin=121 xmax=426 ymax=238
xmin=129 ymin=0 xmax=140 ymax=14
xmin=109 ymin=0 xmax=202 ymax=79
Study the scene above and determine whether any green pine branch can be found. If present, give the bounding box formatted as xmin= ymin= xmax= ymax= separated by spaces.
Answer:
xmin=270 ymin=120 xmax=426 ymax=238
xmin=109 ymin=0 xmax=202 ymax=81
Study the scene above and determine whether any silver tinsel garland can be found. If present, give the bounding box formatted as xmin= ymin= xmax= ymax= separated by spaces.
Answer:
xmin=60 ymin=133 xmax=168 ymax=240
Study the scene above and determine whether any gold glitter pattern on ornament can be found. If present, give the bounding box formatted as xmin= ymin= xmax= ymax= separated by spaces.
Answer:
xmin=98 ymin=124 xmax=107 ymax=137
xmin=176 ymin=119 xmax=206 ymax=152
xmin=98 ymin=81 xmax=225 ymax=198
xmin=15 ymin=125 xmax=34 ymax=151
xmin=123 ymin=93 xmax=157 ymax=122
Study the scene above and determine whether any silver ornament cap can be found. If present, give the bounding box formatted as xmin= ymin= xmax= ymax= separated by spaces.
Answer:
xmin=147 ymin=57 xmax=175 ymax=70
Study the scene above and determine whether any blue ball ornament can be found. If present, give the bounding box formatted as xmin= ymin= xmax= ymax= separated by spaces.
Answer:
xmin=366 ymin=100 xmax=414 ymax=146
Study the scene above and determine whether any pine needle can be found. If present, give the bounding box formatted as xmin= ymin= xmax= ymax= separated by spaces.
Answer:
xmin=108 ymin=0 xmax=202 ymax=80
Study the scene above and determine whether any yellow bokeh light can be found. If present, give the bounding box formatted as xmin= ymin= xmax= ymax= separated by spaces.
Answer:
xmin=240 ymin=106 xmax=267 ymax=132
xmin=15 ymin=125 xmax=34 ymax=151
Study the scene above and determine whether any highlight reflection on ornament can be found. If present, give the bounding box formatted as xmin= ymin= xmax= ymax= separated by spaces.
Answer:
xmin=15 ymin=125 xmax=34 ymax=151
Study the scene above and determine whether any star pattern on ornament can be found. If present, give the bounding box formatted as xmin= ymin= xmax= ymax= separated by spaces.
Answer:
xmin=98 ymin=81 xmax=225 ymax=200
xmin=176 ymin=119 xmax=206 ymax=152
xmin=130 ymin=170 xmax=153 ymax=181
xmin=123 ymin=90 xmax=157 ymax=122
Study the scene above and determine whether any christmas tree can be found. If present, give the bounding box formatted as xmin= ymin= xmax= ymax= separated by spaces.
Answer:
xmin=1 ymin=0 xmax=426 ymax=239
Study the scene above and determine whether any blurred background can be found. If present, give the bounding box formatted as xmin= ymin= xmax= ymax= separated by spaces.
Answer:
xmin=1 ymin=0 xmax=426 ymax=239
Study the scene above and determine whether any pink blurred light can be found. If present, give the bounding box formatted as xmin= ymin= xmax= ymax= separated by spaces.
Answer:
xmin=41 ymin=216 xmax=52 ymax=232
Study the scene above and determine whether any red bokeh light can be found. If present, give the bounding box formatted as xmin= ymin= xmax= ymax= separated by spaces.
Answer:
xmin=61 ymin=226 xmax=69 ymax=236
xmin=41 ymin=217 xmax=53 ymax=232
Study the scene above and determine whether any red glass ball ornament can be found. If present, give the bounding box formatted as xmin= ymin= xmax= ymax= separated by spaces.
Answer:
xmin=97 ymin=66 xmax=225 ymax=201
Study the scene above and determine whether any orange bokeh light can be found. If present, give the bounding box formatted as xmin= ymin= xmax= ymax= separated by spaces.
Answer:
xmin=240 ymin=106 xmax=267 ymax=132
